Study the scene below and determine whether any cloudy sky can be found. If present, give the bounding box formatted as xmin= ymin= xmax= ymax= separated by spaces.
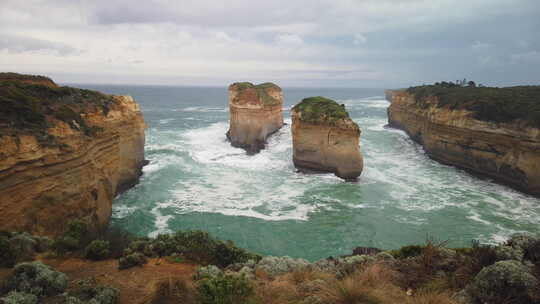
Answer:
xmin=1 ymin=0 xmax=539 ymax=87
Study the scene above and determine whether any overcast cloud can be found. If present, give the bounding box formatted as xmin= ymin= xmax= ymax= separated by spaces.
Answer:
xmin=0 ymin=0 xmax=538 ymax=87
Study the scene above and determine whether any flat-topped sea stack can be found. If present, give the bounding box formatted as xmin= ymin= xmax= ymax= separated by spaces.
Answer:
xmin=387 ymin=83 xmax=540 ymax=196
xmin=226 ymin=82 xmax=284 ymax=154
xmin=291 ymin=97 xmax=363 ymax=180
xmin=0 ymin=73 xmax=146 ymax=236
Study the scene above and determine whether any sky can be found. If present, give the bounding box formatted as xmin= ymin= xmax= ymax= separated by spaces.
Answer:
xmin=0 ymin=0 xmax=539 ymax=88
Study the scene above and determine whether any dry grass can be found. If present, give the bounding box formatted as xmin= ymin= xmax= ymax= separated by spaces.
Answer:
xmin=255 ymin=277 xmax=299 ymax=304
xmin=319 ymin=264 xmax=400 ymax=304
xmin=316 ymin=263 xmax=459 ymax=304
xmin=287 ymin=268 xmax=333 ymax=285
xmin=254 ymin=269 xmax=334 ymax=304
xmin=412 ymin=292 xmax=458 ymax=304
xmin=142 ymin=276 xmax=197 ymax=304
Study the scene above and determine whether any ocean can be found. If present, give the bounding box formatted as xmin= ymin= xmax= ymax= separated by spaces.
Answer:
xmin=73 ymin=84 xmax=540 ymax=261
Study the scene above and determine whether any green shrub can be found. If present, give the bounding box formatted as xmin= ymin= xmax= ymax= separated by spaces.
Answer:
xmin=8 ymin=233 xmax=37 ymax=262
xmin=0 ymin=236 xmax=17 ymax=268
xmin=67 ymin=278 xmax=119 ymax=304
xmin=0 ymin=233 xmax=52 ymax=268
xmin=52 ymin=219 xmax=91 ymax=255
xmin=4 ymin=261 xmax=68 ymax=298
xmin=118 ymin=253 xmax=147 ymax=270
xmin=120 ymin=230 xmax=260 ymax=268
xmin=0 ymin=231 xmax=12 ymax=238
xmin=64 ymin=219 xmax=89 ymax=241
xmin=52 ymin=236 xmax=80 ymax=255
xmin=166 ymin=253 xmax=183 ymax=264
xmin=389 ymin=245 xmax=424 ymax=259
xmin=508 ymin=233 xmax=540 ymax=264
xmin=84 ymin=240 xmax=111 ymax=261
xmin=214 ymin=241 xmax=254 ymax=268
xmin=99 ymin=227 xmax=134 ymax=259
xmin=197 ymin=274 xmax=254 ymax=304
xmin=467 ymin=260 xmax=539 ymax=303
xmin=0 ymin=291 xmax=38 ymax=304
xmin=176 ymin=231 xmax=220 ymax=264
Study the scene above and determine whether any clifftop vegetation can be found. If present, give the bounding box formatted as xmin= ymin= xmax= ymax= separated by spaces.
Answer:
xmin=231 ymin=82 xmax=281 ymax=106
xmin=0 ymin=74 xmax=114 ymax=145
xmin=293 ymin=96 xmax=352 ymax=126
xmin=2 ymin=224 xmax=540 ymax=304
xmin=0 ymin=72 xmax=57 ymax=87
xmin=406 ymin=81 xmax=540 ymax=127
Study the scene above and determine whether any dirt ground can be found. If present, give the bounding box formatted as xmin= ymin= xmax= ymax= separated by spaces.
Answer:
xmin=1 ymin=258 xmax=198 ymax=304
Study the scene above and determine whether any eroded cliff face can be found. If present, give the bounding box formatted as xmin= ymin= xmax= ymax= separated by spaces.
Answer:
xmin=0 ymin=76 xmax=146 ymax=236
xmin=387 ymin=90 xmax=540 ymax=196
xmin=226 ymin=82 xmax=284 ymax=154
xmin=292 ymin=97 xmax=363 ymax=180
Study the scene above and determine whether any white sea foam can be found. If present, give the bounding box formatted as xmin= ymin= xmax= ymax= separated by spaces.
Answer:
xmin=158 ymin=118 xmax=175 ymax=124
xmin=182 ymin=121 xmax=292 ymax=170
xmin=179 ymin=106 xmax=228 ymax=112
xmin=149 ymin=202 xmax=173 ymax=237
xmin=112 ymin=204 xmax=136 ymax=218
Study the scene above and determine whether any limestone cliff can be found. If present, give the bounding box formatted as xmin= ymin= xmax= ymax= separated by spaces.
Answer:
xmin=226 ymin=82 xmax=284 ymax=154
xmin=387 ymin=90 xmax=540 ymax=196
xmin=291 ymin=97 xmax=363 ymax=180
xmin=0 ymin=73 xmax=146 ymax=236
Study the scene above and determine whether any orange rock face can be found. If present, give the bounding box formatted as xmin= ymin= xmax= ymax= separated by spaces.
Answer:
xmin=0 ymin=80 xmax=146 ymax=236
xmin=291 ymin=97 xmax=363 ymax=180
xmin=226 ymin=82 xmax=284 ymax=154
xmin=387 ymin=90 xmax=540 ymax=196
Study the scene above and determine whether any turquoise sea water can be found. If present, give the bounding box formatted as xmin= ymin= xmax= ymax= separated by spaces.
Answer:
xmin=75 ymin=84 xmax=540 ymax=261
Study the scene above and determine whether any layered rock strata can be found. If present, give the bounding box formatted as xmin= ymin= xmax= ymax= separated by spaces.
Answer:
xmin=291 ymin=97 xmax=363 ymax=180
xmin=0 ymin=73 xmax=146 ymax=236
xmin=387 ymin=90 xmax=540 ymax=196
xmin=226 ymin=82 xmax=284 ymax=154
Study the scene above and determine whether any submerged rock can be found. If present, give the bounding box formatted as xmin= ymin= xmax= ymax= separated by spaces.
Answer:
xmin=291 ymin=96 xmax=363 ymax=180
xmin=226 ymin=82 xmax=284 ymax=154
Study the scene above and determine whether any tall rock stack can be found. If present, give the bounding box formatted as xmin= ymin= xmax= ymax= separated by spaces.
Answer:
xmin=291 ymin=96 xmax=363 ymax=180
xmin=226 ymin=82 xmax=284 ymax=154
xmin=0 ymin=73 xmax=146 ymax=236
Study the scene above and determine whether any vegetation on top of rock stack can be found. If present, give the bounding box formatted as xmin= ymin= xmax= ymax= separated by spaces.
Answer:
xmin=0 ymin=74 xmax=114 ymax=145
xmin=406 ymin=81 xmax=540 ymax=127
xmin=231 ymin=82 xmax=281 ymax=106
xmin=292 ymin=96 xmax=351 ymax=126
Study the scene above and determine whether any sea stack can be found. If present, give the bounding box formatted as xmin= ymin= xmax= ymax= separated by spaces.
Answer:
xmin=291 ymin=96 xmax=363 ymax=180
xmin=226 ymin=82 xmax=284 ymax=154
xmin=0 ymin=73 xmax=146 ymax=236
